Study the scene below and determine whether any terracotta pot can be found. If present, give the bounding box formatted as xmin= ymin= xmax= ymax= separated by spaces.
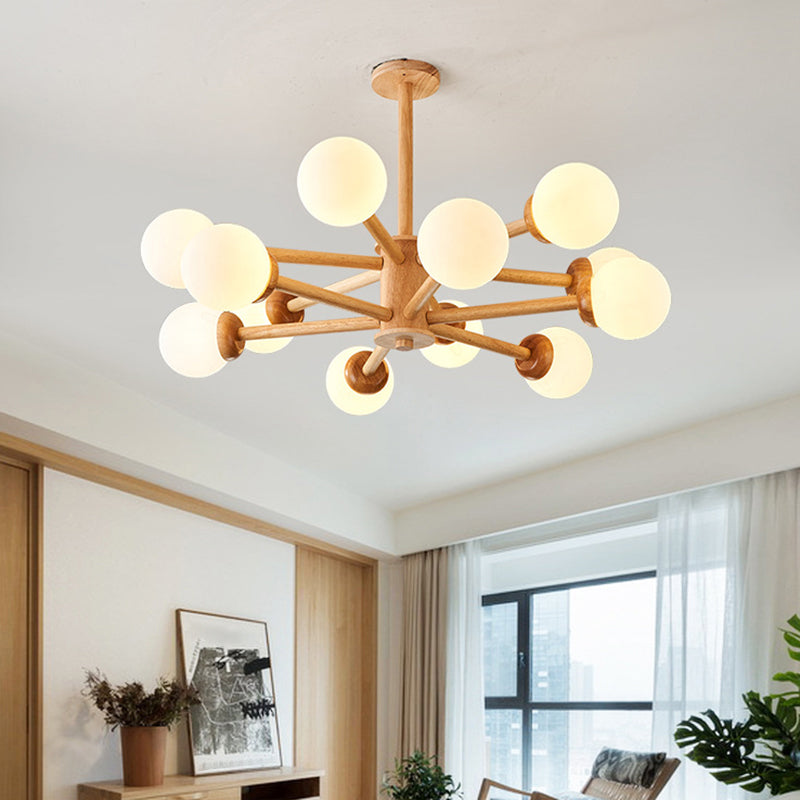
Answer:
xmin=120 ymin=726 xmax=167 ymax=786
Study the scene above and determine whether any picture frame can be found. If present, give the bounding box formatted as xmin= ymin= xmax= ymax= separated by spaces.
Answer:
xmin=176 ymin=609 xmax=282 ymax=775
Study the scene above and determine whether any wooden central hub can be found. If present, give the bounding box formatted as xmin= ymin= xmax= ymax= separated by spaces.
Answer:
xmin=374 ymin=236 xmax=436 ymax=351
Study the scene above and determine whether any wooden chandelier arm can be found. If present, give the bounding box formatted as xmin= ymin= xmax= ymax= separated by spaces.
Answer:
xmin=506 ymin=218 xmax=528 ymax=238
xmin=428 ymin=324 xmax=530 ymax=360
xmin=494 ymin=268 xmax=573 ymax=288
xmin=363 ymin=214 xmax=406 ymax=263
xmin=403 ymin=276 xmax=441 ymax=318
xmin=286 ymin=271 xmax=382 ymax=312
xmin=275 ymin=275 xmax=393 ymax=321
xmin=426 ymin=295 xmax=578 ymax=323
xmin=267 ymin=247 xmax=383 ymax=271
xmin=239 ymin=316 xmax=381 ymax=341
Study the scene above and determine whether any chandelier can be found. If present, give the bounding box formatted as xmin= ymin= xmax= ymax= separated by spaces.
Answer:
xmin=141 ymin=60 xmax=671 ymax=414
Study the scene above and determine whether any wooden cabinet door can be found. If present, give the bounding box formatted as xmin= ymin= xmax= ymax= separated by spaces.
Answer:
xmin=295 ymin=549 xmax=377 ymax=800
xmin=0 ymin=457 xmax=39 ymax=800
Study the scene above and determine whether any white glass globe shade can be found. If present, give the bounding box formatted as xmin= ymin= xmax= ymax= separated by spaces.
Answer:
xmin=180 ymin=223 xmax=274 ymax=311
xmin=587 ymin=247 xmax=635 ymax=275
xmin=235 ymin=301 xmax=292 ymax=354
xmin=417 ymin=198 xmax=509 ymax=290
xmin=140 ymin=209 xmax=212 ymax=288
xmin=325 ymin=346 xmax=394 ymax=415
xmin=158 ymin=303 xmax=226 ymax=378
xmin=532 ymin=163 xmax=619 ymax=250
xmin=297 ymin=137 xmax=388 ymax=227
xmin=526 ymin=326 xmax=592 ymax=399
xmin=421 ymin=301 xmax=483 ymax=368
xmin=591 ymin=257 xmax=671 ymax=340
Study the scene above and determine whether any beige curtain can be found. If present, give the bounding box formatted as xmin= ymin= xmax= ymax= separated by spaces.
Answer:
xmin=400 ymin=547 xmax=448 ymax=759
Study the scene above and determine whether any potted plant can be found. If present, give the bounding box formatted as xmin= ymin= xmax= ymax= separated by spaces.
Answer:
xmin=84 ymin=669 xmax=200 ymax=786
xmin=382 ymin=750 xmax=462 ymax=800
xmin=674 ymin=614 xmax=800 ymax=798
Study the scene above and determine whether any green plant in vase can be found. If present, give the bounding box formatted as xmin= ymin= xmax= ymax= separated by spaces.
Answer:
xmin=83 ymin=669 xmax=200 ymax=786
xmin=674 ymin=614 xmax=800 ymax=796
xmin=382 ymin=751 xmax=462 ymax=800
xmin=84 ymin=669 xmax=200 ymax=729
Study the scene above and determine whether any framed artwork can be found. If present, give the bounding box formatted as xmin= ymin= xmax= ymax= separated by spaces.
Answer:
xmin=176 ymin=609 xmax=282 ymax=775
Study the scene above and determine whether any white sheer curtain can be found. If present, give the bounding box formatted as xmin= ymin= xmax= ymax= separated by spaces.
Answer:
xmin=445 ymin=540 xmax=485 ymax=800
xmin=652 ymin=469 xmax=800 ymax=800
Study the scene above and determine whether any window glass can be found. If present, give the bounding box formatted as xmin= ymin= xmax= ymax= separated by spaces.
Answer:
xmin=484 ymin=569 xmax=657 ymax=792
xmin=485 ymin=708 xmax=523 ymax=792
xmin=531 ymin=709 xmax=653 ymax=794
xmin=530 ymin=578 xmax=656 ymax=702
xmin=483 ymin=602 xmax=518 ymax=697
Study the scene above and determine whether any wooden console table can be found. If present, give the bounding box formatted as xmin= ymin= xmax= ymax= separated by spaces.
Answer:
xmin=78 ymin=766 xmax=323 ymax=800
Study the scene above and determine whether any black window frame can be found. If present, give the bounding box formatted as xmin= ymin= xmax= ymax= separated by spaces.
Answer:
xmin=482 ymin=570 xmax=656 ymax=789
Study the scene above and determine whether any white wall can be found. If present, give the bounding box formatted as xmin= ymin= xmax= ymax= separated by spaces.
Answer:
xmin=396 ymin=394 xmax=800 ymax=553
xmin=482 ymin=524 xmax=657 ymax=594
xmin=0 ymin=330 xmax=394 ymax=556
xmin=43 ymin=469 xmax=295 ymax=800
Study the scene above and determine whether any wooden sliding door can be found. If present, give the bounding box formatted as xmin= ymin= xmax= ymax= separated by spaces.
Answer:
xmin=0 ymin=455 xmax=40 ymax=800
xmin=295 ymin=548 xmax=377 ymax=800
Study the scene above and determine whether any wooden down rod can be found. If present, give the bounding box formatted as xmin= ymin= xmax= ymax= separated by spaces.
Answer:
xmin=363 ymin=346 xmax=390 ymax=377
xmin=427 ymin=295 xmax=579 ymax=324
xmin=398 ymin=80 xmax=414 ymax=236
xmin=494 ymin=268 xmax=573 ymax=288
xmin=363 ymin=215 xmax=406 ymax=264
xmin=403 ymin=276 xmax=441 ymax=319
xmin=429 ymin=324 xmax=530 ymax=360
xmin=287 ymin=271 xmax=381 ymax=312
xmin=239 ymin=316 xmax=380 ymax=341
xmin=267 ymin=247 xmax=383 ymax=271
xmin=506 ymin=219 xmax=528 ymax=238
xmin=276 ymin=275 xmax=392 ymax=321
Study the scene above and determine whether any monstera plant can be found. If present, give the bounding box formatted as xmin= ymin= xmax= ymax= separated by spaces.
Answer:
xmin=675 ymin=615 xmax=800 ymax=796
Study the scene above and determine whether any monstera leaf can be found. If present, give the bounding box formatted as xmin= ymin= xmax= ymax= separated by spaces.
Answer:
xmin=674 ymin=615 xmax=800 ymax=795
xmin=674 ymin=710 xmax=773 ymax=793
xmin=781 ymin=615 xmax=800 ymax=663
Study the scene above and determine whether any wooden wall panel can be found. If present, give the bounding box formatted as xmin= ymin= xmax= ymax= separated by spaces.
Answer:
xmin=295 ymin=549 xmax=377 ymax=800
xmin=0 ymin=456 xmax=39 ymax=800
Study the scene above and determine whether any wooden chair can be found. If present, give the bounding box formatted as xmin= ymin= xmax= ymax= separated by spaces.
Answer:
xmin=577 ymin=756 xmax=679 ymax=800
xmin=478 ymin=755 xmax=680 ymax=800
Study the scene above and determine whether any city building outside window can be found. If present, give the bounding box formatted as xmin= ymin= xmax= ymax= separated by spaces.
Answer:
xmin=482 ymin=572 xmax=656 ymax=795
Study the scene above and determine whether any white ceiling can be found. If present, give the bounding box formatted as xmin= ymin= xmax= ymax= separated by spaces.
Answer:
xmin=2 ymin=0 xmax=799 ymax=512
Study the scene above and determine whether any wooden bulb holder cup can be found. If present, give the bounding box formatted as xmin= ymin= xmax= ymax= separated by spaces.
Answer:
xmin=566 ymin=257 xmax=597 ymax=327
xmin=217 ymin=312 xmax=245 ymax=361
xmin=433 ymin=303 xmax=467 ymax=345
xmin=267 ymin=291 xmax=306 ymax=325
xmin=515 ymin=334 xmax=554 ymax=380
xmin=345 ymin=351 xmax=389 ymax=394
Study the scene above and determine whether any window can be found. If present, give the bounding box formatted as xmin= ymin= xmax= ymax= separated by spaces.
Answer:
xmin=482 ymin=572 xmax=656 ymax=795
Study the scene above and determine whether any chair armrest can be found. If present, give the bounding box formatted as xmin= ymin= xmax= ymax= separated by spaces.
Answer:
xmin=530 ymin=793 xmax=559 ymax=800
